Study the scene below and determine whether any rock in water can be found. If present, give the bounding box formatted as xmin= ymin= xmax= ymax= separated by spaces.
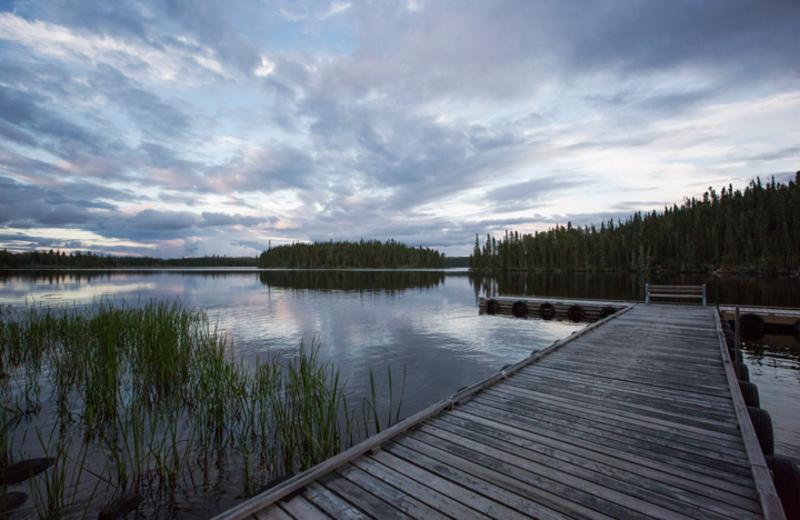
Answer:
xmin=0 ymin=491 xmax=28 ymax=516
xmin=0 ymin=458 xmax=56 ymax=485
xmin=98 ymin=494 xmax=144 ymax=520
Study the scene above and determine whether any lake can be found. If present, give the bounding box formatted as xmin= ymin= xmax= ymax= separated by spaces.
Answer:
xmin=1 ymin=268 xmax=799 ymax=517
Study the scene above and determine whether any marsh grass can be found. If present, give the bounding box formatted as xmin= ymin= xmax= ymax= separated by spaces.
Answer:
xmin=0 ymin=298 xmax=404 ymax=519
xmin=360 ymin=364 xmax=406 ymax=437
xmin=29 ymin=424 xmax=104 ymax=520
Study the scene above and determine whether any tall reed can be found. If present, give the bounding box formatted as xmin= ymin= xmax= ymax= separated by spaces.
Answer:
xmin=271 ymin=340 xmax=356 ymax=475
xmin=0 ymin=298 xmax=406 ymax=518
xmin=361 ymin=364 xmax=406 ymax=437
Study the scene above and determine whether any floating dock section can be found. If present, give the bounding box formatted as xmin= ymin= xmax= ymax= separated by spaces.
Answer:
xmin=214 ymin=304 xmax=785 ymax=520
xmin=718 ymin=305 xmax=800 ymax=335
xmin=479 ymin=295 xmax=632 ymax=322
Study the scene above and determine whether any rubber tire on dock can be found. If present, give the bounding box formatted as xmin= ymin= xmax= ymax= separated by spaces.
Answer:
xmin=725 ymin=336 xmax=735 ymax=350
xmin=486 ymin=299 xmax=499 ymax=315
xmin=765 ymin=455 xmax=800 ymax=520
xmin=599 ymin=306 xmax=616 ymax=319
xmin=748 ymin=406 xmax=774 ymax=456
xmin=721 ymin=320 xmax=732 ymax=331
xmin=724 ymin=329 xmax=733 ymax=341
xmin=794 ymin=318 xmax=800 ymax=335
xmin=739 ymin=313 xmax=766 ymax=340
xmin=728 ymin=347 xmax=743 ymax=363
xmin=539 ymin=303 xmax=556 ymax=321
xmin=511 ymin=301 xmax=528 ymax=318
xmin=567 ymin=305 xmax=585 ymax=322
xmin=739 ymin=381 xmax=760 ymax=408
xmin=739 ymin=363 xmax=750 ymax=382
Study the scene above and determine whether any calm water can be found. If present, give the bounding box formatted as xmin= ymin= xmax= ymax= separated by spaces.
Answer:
xmin=1 ymin=269 xmax=586 ymax=422
xmin=1 ymin=268 xmax=799 ymax=515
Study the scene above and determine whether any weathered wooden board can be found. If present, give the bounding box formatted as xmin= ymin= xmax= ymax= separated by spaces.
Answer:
xmin=719 ymin=305 xmax=800 ymax=326
xmin=215 ymin=304 xmax=785 ymax=520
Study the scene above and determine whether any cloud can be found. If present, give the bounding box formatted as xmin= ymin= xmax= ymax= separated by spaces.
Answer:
xmin=0 ymin=12 xmax=227 ymax=82
xmin=484 ymin=176 xmax=585 ymax=204
xmin=2 ymin=1 xmax=800 ymax=257
xmin=90 ymin=64 xmax=194 ymax=139
xmin=609 ymin=201 xmax=673 ymax=212
xmin=0 ymin=85 xmax=103 ymax=155
xmin=0 ymin=201 xmax=93 ymax=228
xmin=319 ymin=2 xmax=351 ymax=20
xmin=0 ymin=120 xmax=39 ymax=147
xmin=203 ymin=144 xmax=317 ymax=194
xmin=159 ymin=0 xmax=263 ymax=75
xmin=200 ymin=212 xmax=272 ymax=227
xmin=254 ymin=57 xmax=275 ymax=77
xmin=0 ymin=176 xmax=133 ymax=226
xmin=126 ymin=209 xmax=198 ymax=231
xmin=742 ymin=146 xmax=800 ymax=164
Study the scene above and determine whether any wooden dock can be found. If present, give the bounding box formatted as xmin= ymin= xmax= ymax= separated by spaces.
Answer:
xmin=718 ymin=305 xmax=800 ymax=330
xmin=214 ymin=304 xmax=785 ymax=520
xmin=478 ymin=296 xmax=632 ymax=322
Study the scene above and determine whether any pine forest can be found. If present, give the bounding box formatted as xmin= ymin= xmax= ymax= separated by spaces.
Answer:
xmin=469 ymin=174 xmax=800 ymax=274
xmin=0 ymin=250 xmax=257 ymax=269
xmin=258 ymin=239 xmax=446 ymax=269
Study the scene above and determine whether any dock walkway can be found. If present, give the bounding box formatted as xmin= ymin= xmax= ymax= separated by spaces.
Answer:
xmin=215 ymin=304 xmax=784 ymax=520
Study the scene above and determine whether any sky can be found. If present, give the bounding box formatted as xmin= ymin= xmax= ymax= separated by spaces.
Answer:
xmin=0 ymin=0 xmax=799 ymax=258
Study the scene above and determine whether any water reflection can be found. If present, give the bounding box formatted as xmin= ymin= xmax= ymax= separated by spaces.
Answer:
xmin=0 ymin=269 xmax=584 ymax=419
xmin=2 ymin=269 xmax=586 ymax=518
xmin=258 ymin=269 xmax=445 ymax=292
xmin=743 ymin=335 xmax=800 ymax=460
xmin=2 ymin=268 xmax=798 ymax=469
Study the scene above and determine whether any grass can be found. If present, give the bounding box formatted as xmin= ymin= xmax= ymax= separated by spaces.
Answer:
xmin=0 ymin=298 xmax=404 ymax=518
xmin=29 ymin=424 xmax=104 ymax=520
xmin=360 ymin=365 xmax=407 ymax=438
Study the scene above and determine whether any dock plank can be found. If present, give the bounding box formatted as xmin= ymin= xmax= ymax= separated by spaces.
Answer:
xmin=253 ymin=507 xmax=294 ymax=520
xmin=394 ymin=434 xmax=618 ymax=520
xmin=303 ymin=481 xmax=373 ymax=520
xmin=423 ymin=418 xmax=761 ymax=520
xmin=511 ymin=367 xmax=734 ymax=408
xmin=441 ymin=409 xmax=761 ymax=508
xmin=496 ymin=378 xmax=739 ymax=429
xmin=278 ymin=495 xmax=332 ymax=520
xmin=463 ymin=397 xmax=757 ymax=485
xmin=467 ymin=392 xmax=748 ymax=461
xmin=213 ymin=304 xmax=783 ymax=520
xmin=382 ymin=443 xmax=575 ymax=520
xmin=407 ymin=428 xmax=691 ymax=520
xmin=332 ymin=464 xmax=452 ymax=520
xmin=350 ymin=455 xmax=491 ymax=520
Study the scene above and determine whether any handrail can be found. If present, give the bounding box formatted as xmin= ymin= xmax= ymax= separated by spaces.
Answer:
xmin=645 ymin=283 xmax=706 ymax=307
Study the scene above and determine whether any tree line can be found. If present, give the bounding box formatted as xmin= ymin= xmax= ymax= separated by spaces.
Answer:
xmin=444 ymin=256 xmax=470 ymax=268
xmin=258 ymin=239 xmax=446 ymax=269
xmin=470 ymin=173 xmax=800 ymax=273
xmin=0 ymin=249 xmax=258 ymax=269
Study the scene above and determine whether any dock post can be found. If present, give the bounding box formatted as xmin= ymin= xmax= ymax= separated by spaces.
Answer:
xmin=734 ymin=306 xmax=740 ymax=375
xmin=645 ymin=283 xmax=650 ymax=305
xmin=702 ymin=284 xmax=707 ymax=307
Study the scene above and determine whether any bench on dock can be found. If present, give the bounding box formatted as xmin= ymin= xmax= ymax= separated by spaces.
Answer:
xmin=645 ymin=284 xmax=707 ymax=307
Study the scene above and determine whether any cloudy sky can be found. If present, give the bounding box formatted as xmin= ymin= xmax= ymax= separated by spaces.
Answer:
xmin=1 ymin=0 xmax=798 ymax=258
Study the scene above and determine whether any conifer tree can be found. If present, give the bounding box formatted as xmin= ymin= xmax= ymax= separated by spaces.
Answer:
xmin=467 ymin=173 xmax=800 ymax=273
